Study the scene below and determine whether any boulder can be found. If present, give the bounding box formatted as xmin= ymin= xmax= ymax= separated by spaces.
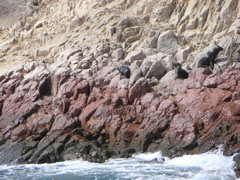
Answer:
xmin=129 ymin=70 xmax=142 ymax=87
xmin=146 ymin=60 xmax=166 ymax=80
xmin=128 ymin=77 xmax=151 ymax=103
xmin=36 ymin=47 xmax=51 ymax=57
xmin=148 ymin=37 xmax=158 ymax=49
xmin=176 ymin=46 xmax=192 ymax=64
xmin=159 ymin=70 xmax=175 ymax=86
xmin=140 ymin=54 xmax=167 ymax=79
xmin=68 ymin=17 xmax=83 ymax=31
xmin=126 ymin=50 xmax=146 ymax=63
xmin=0 ymin=142 xmax=26 ymax=164
xmin=112 ymin=48 xmax=124 ymax=61
xmin=157 ymin=31 xmax=179 ymax=54
xmin=153 ymin=0 xmax=176 ymax=22
xmin=79 ymin=55 xmax=94 ymax=69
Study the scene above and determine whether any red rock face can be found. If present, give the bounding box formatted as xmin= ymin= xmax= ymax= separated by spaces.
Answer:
xmin=0 ymin=67 xmax=239 ymax=175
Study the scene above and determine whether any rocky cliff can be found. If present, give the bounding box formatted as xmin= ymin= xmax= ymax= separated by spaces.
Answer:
xmin=0 ymin=0 xmax=240 ymax=177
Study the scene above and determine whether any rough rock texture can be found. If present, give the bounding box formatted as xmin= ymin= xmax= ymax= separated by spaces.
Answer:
xmin=0 ymin=0 xmax=240 ymax=178
xmin=0 ymin=0 xmax=28 ymax=27
xmin=0 ymin=64 xmax=239 ymax=170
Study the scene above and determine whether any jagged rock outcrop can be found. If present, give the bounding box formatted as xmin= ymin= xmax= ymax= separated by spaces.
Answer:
xmin=0 ymin=63 xmax=239 ymax=173
xmin=0 ymin=0 xmax=240 ymax=178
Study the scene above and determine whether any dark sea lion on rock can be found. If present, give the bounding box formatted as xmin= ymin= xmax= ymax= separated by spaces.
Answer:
xmin=117 ymin=65 xmax=131 ymax=79
xmin=173 ymin=63 xmax=189 ymax=79
xmin=208 ymin=45 xmax=223 ymax=60
xmin=197 ymin=45 xmax=223 ymax=70
xmin=197 ymin=56 xmax=214 ymax=70
xmin=237 ymin=49 xmax=240 ymax=62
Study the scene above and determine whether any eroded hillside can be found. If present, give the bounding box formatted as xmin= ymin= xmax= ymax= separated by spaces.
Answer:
xmin=0 ymin=0 xmax=240 ymax=74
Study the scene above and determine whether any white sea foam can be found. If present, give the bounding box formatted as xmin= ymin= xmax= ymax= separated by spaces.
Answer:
xmin=0 ymin=149 xmax=237 ymax=180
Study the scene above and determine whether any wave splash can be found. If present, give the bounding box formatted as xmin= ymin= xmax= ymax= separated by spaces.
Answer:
xmin=0 ymin=149 xmax=237 ymax=180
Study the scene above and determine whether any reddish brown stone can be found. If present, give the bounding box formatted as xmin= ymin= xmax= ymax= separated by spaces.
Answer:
xmin=69 ymin=95 xmax=88 ymax=117
xmin=122 ymin=124 xmax=139 ymax=141
xmin=222 ymin=101 xmax=240 ymax=117
xmin=74 ymin=80 xmax=90 ymax=97
xmin=0 ymin=64 xmax=239 ymax=171
xmin=51 ymin=114 xmax=67 ymax=131
xmin=108 ymin=115 xmax=123 ymax=139
xmin=141 ymin=93 xmax=154 ymax=106
xmin=63 ymin=79 xmax=77 ymax=98
xmin=80 ymin=101 xmax=100 ymax=125
xmin=11 ymin=124 xmax=28 ymax=140
xmin=128 ymin=78 xmax=151 ymax=103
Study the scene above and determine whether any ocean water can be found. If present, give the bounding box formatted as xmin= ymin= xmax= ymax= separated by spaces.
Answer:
xmin=0 ymin=149 xmax=237 ymax=180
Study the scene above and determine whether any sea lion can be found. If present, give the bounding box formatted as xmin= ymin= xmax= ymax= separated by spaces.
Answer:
xmin=207 ymin=45 xmax=223 ymax=60
xmin=197 ymin=56 xmax=214 ymax=70
xmin=237 ymin=49 xmax=240 ymax=62
xmin=117 ymin=65 xmax=131 ymax=79
xmin=197 ymin=45 xmax=223 ymax=70
xmin=174 ymin=63 xmax=189 ymax=79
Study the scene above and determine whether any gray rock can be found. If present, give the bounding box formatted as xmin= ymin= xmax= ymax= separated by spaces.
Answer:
xmin=122 ymin=26 xmax=141 ymax=42
xmin=154 ymin=0 xmax=176 ymax=22
xmin=0 ymin=38 xmax=16 ymax=53
xmin=0 ymin=142 xmax=25 ymax=164
xmin=126 ymin=50 xmax=146 ymax=63
xmin=57 ymin=49 xmax=82 ymax=62
xmin=140 ymin=53 xmax=167 ymax=79
xmin=146 ymin=60 xmax=166 ymax=80
xmin=81 ymin=62 xmax=91 ymax=69
xmin=110 ymin=74 xmax=121 ymax=88
xmin=37 ymin=146 xmax=56 ymax=163
xmin=68 ymin=17 xmax=83 ymax=31
xmin=148 ymin=37 xmax=158 ymax=49
xmin=112 ymin=48 xmax=124 ymax=61
xmin=37 ymin=47 xmax=51 ymax=57
xmin=161 ymin=54 xmax=175 ymax=71
xmin=24 ymin=63 xmax=36 ymax=73
xmin=157 ymin=31 xmax=179 ymax=54
xmin=129 ymin=70 xmax=142 ymax=87
xmin=22 ymin=141 xmax=38 ymax=154
xmin=149 ymin=30 xmax=156 ymax=38
xmin=220 ymin=0 xmax=238 ymax=19
xmin=148 ymin=77 xmax=159 ymax=86
xmin=140 ymin=59 xmax=152 ymax=77
xmin=213 ymin=55 xmax=228 ymax=73
xmin=186 ymin=18 xmax=198 ymax=30
xmin=176 ymin=46 xmax=192 ymax=64
xmin=130 ymin=60 xmax=142 ymax=72
xmin=79 ymin=56 xmax=94 ymax=69
xmin=101 ymin=58 xmax=109 ymax=68
xmin=108 ymin=26 xmax=116 ymax=36
xmin=31 ymin=0 xmax=39 ymax=6
xmin=117 ymin=78 xmax=129 ymax=90
xmin=199 ymin=7 xmax=209 ymax=27
xmin=62 ymin=141 xmax=109 ymax=163
xmin=81 ymin=69 xmax=93 ymax=79
xmin=159 ymin=70 xmax=176 ymax=86
xmin=96 ymin=44 xmax=111 ymax=55
xmin=119 ymin=18 xmax=130 ymax=30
